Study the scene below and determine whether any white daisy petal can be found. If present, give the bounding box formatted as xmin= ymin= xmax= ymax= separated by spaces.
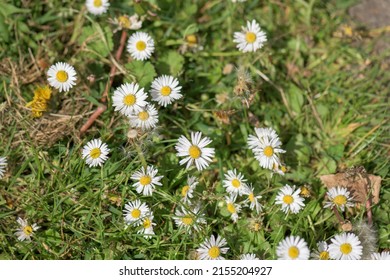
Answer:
xmin=0 ymin=156 xmax=7 ymax=179
xmin=240 ymin=253 xmax=259 ymax=260
xmin=151 ymin=75 xmax=182 ymax=107
xmin=324 ymin=186 xmax=354 ymax=212
xmin=247 ymin=127 xmax=285 ymax=170
xmin=112 ymin=82 xmax=148 ymax=116
xmin=81 ymin=138 xmax=110 ymax=167
xmin=233 ymin=20 xmax=267 ymax=53
xmin=197 ymin=235 xmax=229 ymax=260
xmin=225 ymin=196 xmax=241 ymax=223
xmin=14 ymin=217 xmax=40 ymax=242
xmin=86 ymin=0 xmax=109 ymax=15
xmin=275 ymin=184 xmax=305 ymax=214
xmin=310 ymin=241 xmax=330 ymax=260
xmin=127 ymin=31 xmax=155 ymax=61
xmin=222 ymin=169 xmax=248 ymax=200
xmin=47 ymin=62 xmax=77 ymax=92
xmin=123 ymin=200 xmax=150 ymax=226
xmin=173 ymin=205 xmax=206 ymax=234
xmin=329 ymin=232 xmax=363 ymax=260
xmin=130 ymin=165 xmax=163 ymax=196
xmin=128 ymin=104 xmax=159 ymax=130
xmin=175 ymin=131 xmax=215 ymax=171
xmin=180 ymin=176 xmax=199 ymax=205
xmin=276 ymin=235 xmax=310 ymax=260
xmin=137 ymin=213 xmax=156 ymax=239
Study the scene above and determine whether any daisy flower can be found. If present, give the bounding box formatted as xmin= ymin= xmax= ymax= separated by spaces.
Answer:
xmin=233 ymin=20 xmax=267 ymax=53
xmin=324 ymin=186 xmax=354 ymax=212
xmin=117 ymin=14 xmax=142 ymax=30
xmin=180 ymin=176 xmax=199 ymax=205
xmin=225 ymin=196 xmax=241 ymax=223
xmin=131 ymin=165 xmax=163 ymax=196
xmin=127 ymin=31 xmax=154 ymax=61
xmin=173 ymin=205 xmax=206 ymax=233
xmin=310 ymin=241 xmax=330 ymax=260
xmin=123 ymin=200 xmax=150 ymax=226
xmin=276 ymin=235 xmax=310 ymax=260
xmin=197 ymin=235 xmax=229 ymax=260
xmin=14 ymin=217 xmax=40 ymax=242
xmin=82 ymin=138 xmax=110 ymax=167
xmin=222 ymin=169 xmax=248 ymax=200
xmin=129 ymin=104 xmax=159 ymax=130
xmin=329 ymin=232 xmax=363 ymax=260
xmin=112 ymin=82 xmax=148 ymax=116
xmin=47 ymin=62 xmax=77 ymax=92
xmin=371 ymin=251 xmax=390 ymax=260
xmin=272 ymin=163 xmax=287 ymax=176
xmin=240 ymin=253 xmax=259 ymax=260
xmin=247 ymin=127 xmax=285 ymax=170
xmin=175 ymin=131 xmax=215 ymax=171
xmin=86 ymin=0 xmax=109 ymax=15
xmin=275 ymin=184 xmax=305 ymax=214
xmin=243 ymin=184 xmax=263 ymax=214
xmin=137 ymin=213 xmax=156 ymax=239
xmin=0 ymin=156 xmax=7 ymax=179
xmin=150 ymin=75 xmax=182 ymax=107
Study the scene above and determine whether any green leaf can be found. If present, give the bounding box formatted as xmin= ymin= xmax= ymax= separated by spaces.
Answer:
xmin=156 ymin=51 xmax=185 ymax=76
xmin=77 ymin=24 xmax=113 ymax=59
xmin=0 ymin=3 xmax=30 ymax=17
xmin=0 ymin=14 xmax=9 ymax=42
xmin=125 ymin=60 xmax=157 ymax=88
xmin=286 ymin=84 xmax=304 ymax=114
xmin=326 ymin=144 xmax=344 ymax=161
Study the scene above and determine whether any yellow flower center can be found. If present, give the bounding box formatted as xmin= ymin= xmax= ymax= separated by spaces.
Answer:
xmin=90 ymin=148 xmax=101 ymax=159
xmin=281 ymin=166 xmax=287 ymax=173
xmin=93 ymin=0 xmax=102 ymax=7
xmin=186 ymin=34 xmax=197 ymax=45
xmin=138 ymin=111 xmax=149 ymax=121
xmin=118 ymin=16 xmax=131 ymax=29
xmin=288 ymin=246 xmax=299 ymax=259
xmin=181 ymin=185 xmax=190 ymax=197
xmin=283 ymin=195 xmax=294 ymax=205
xmin=123 ymin=94 xmax=136 ymax=106
xmin=253 ymin=223 xmax=261 ymax=231
xmin=249 ymin=193 xmax=255 ymax=203
xmin=333 ymin=195 xmax=347 ymax=206
xmin=160 ymin=86 xmax=172 ymax=96
xmin=136 ymin=40 xmax=146 ymax=51
xmin=227 ymin=202 xmax=236 ymax=214
xmin=208 ymin=246 xmax=220 ymax=259
xmin=245 ymin=32 xmax=257 ymax=43
xmin=23 ymin=226 xmax=33 ymax=236
xmin=263 ymin=146 xmax=274 ymax=157
xmin=340 ymin=243 xmax=352 ymax=254
xmin=139 ymin=175 xmax=151 ymax=186
xmin=182 ymin=215 xmax=193 ymax=225
xmin=188 ymin=145 xmax=201 ymax=159
xmin=131 ymin=209 xmax=141 ymax=219
xmin=319 ymin=251 xmax=330 ymax=260
xmin=143 ymin=218 xmax=151 ymax=229
xmin=231 ymin=178 xmax=241 ymax=188
xmin=56 ymin=70 xmax=68 ymax=83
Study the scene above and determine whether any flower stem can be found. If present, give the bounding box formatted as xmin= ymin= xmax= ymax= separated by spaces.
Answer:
xmin=134 ymin=142 xmax=147 ymax=169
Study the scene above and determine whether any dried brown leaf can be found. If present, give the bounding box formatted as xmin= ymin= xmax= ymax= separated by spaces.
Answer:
xmin=320 ymin=168 xmax=382 ymax=204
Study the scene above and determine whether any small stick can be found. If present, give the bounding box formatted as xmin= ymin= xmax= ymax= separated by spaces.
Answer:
xmin=80 ymin=30 xmax=127 ymax=134
xmin=79 ymin=105 xmax=107 ymax=134
xmin=332 ymin=206 xmax=344 ymax=225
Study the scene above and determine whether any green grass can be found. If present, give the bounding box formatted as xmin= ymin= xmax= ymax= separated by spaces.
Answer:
xmin=0 ymin=0 xmax=389 ymax=260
